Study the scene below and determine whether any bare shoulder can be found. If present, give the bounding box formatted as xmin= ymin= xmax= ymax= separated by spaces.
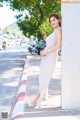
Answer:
xmin=55 ymin=27 xmax=62 ymax=41
xmin=56 ymin=27 xmax=62 ymax=33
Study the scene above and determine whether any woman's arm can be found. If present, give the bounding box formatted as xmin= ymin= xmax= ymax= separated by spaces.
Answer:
xmin=40 ymin=28 xmax=62 ymax=56
xmin=47 ymin=28 xmax=62 ymax=53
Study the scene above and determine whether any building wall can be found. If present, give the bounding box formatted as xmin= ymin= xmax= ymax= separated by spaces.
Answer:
xmin=61 ymin=4 xmax=80 ymax=109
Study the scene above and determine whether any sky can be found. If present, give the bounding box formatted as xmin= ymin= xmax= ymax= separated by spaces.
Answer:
xmin=0 ymin=4 xmax=17 ymax=29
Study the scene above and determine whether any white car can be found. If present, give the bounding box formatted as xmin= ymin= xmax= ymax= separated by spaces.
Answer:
xmin=15 ymin=40 xmax=20 ymax=46
xmin=9 ymin=40 xmax=15 ymax=46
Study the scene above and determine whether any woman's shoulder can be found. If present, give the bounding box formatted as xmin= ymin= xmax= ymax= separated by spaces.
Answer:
xmin=55 ymin=27 xmax=62 ymax=35
xmin=55 ymin=27 xmax=61 ymax=32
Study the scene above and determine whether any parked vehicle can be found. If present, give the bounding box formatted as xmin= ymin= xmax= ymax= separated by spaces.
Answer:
xmin=15 ymin=40 xmax=20 ymax=46
xmin=9 ymin=39 xmax=16 ymax=46
xmin=2 ymin=41 xmax=6 ymax=49
xmin=35 ymin=40 xmax=46 ymax=55
xmin=28 ymin=40 xmax=46 ymax=55
xmin=0 ymin=41 xmax=2 ymax=50
xmin=58 ymin=49 xmax=61 ymax=56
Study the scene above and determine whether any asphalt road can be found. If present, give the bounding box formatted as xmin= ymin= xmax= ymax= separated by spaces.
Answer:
xmin=0 ymin=45 xmax=27 ymax=116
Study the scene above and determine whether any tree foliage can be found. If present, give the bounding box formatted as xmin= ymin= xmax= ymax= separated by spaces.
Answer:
xmin=0 ymin=0 xmax=4 ymax=7
xmin=0 ymin=0 xmax=10 ymax=7
xmin=1 ymin=0 xmax=61 ymax=39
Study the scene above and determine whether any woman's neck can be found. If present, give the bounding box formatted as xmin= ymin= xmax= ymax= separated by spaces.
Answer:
xmin=54 ymin=25 xmax=60 ymax=30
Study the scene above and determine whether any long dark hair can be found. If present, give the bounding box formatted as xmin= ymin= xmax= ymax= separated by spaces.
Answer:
xmin=49 ymin=13 xmax=61 ymax=27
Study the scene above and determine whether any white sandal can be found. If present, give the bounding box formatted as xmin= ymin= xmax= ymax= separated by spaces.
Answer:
xmin=25 ymin=103 xmax=34 ymax=108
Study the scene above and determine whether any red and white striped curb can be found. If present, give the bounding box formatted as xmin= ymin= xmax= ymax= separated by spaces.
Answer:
xmin=11 ymin=61 xmax=29 ymax=120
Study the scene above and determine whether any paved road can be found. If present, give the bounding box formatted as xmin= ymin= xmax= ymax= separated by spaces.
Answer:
xmin=0 ymin=45 xmax=27 ymax=116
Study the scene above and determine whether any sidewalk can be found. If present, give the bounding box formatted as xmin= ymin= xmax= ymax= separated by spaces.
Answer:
xmin=24 ymin=54 xmax=80 ymax=118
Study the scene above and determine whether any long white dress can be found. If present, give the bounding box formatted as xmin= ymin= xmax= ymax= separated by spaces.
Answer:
xmin=36 ymin=30 xmax=57 ymax=107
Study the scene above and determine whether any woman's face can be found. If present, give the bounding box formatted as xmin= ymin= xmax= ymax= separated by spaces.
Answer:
xmin=50 ymin=16 xmax=59 ymax=29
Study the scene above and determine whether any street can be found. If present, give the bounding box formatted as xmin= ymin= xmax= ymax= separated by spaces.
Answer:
xmin=0 ymin=45 xmax=27 ymax=115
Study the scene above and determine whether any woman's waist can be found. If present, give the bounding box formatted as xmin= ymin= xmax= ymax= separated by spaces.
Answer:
xmin=42 ymin=51 xmax=57 ymax=59
xmin=44 ymin=45 xmax=56 ymax=51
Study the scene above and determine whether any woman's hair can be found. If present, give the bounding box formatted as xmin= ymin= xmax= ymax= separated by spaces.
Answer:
xmin=49 ymin=13 xmax=61 ymax=27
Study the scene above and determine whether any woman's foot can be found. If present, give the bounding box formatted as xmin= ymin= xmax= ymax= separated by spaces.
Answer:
xmin=25 ymin=103 xmax=35 ymax=108
xmin=25 ymin=100 xmax=36 ymax=108
xmin=25 ymin=91 xmax=40 ymax=108
xmin=31 ymin=100 xmax=36 ymax=107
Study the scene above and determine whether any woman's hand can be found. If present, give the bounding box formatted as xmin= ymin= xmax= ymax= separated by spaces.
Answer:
xmin=40 ymin=50 xmax=47 ymax=56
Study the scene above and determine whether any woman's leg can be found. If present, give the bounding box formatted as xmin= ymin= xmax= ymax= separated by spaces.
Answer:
xmin=32 ymin=55 xmax=57 ymax=107
xmin=36 ymin=61 xmax=56 ymax=107
xmin=31 ymin=90 xmax=40 ymax=107
xmin=36 ymin=84 xmax=48 ymax=107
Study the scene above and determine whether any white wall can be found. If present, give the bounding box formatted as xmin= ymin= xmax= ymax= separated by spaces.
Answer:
xmin=61 ymin=4 xmax=80 ymax=109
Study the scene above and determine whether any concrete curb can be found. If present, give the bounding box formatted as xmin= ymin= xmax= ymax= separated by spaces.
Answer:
xmin=11 ymin=61 xmax=29 ymax=120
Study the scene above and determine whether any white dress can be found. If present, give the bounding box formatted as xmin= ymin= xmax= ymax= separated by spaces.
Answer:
xmin=36 ymin=30 xmax=57 ymax=107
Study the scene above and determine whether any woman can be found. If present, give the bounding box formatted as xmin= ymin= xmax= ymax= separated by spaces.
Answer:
xmin=26 ymin=13 xmax=62 ymax=108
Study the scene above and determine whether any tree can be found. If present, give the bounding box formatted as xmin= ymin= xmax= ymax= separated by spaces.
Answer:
xmin=1 ymin=0 xmax=61 ymax=39
xmin=0 ymin=0 xmax=10 ymax=7
xmin=0 ymin=0 xmax=4 ymax=7
xmin=3 ymin=27 xmax=11 ymax=35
